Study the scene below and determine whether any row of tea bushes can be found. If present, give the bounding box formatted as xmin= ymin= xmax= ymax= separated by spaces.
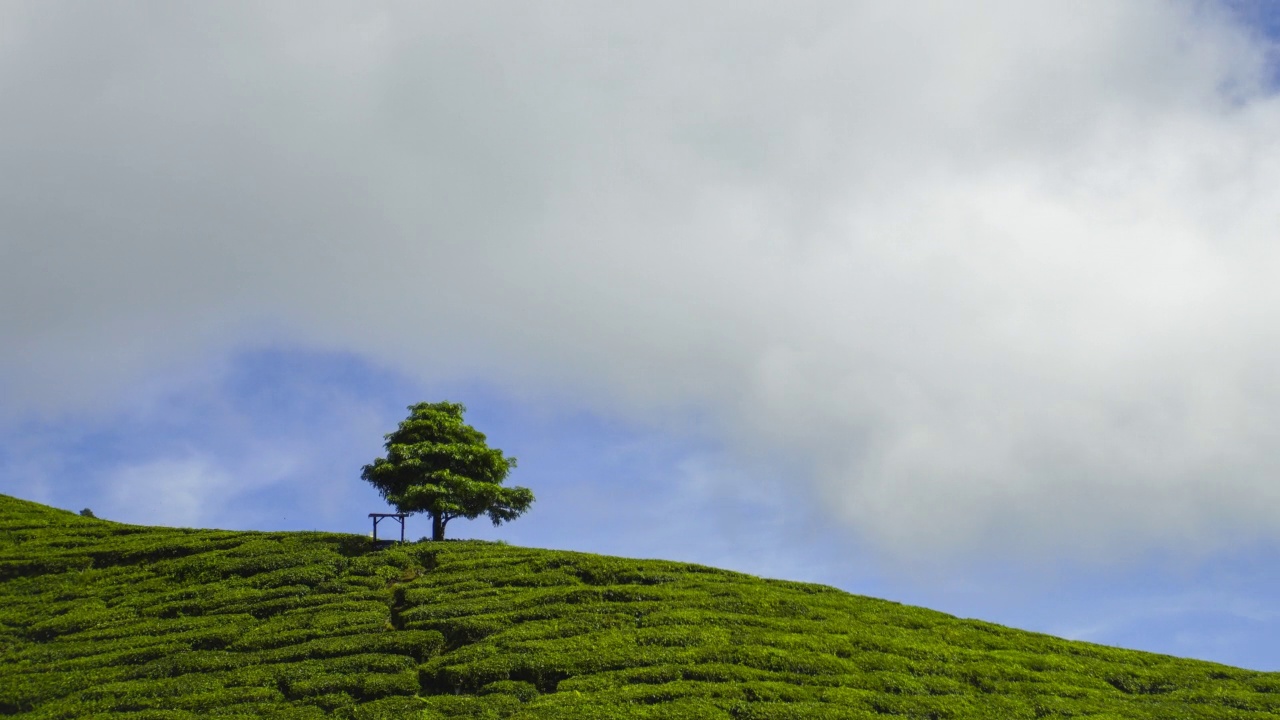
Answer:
xmin=5 ymin=494 xmax=1280 ymax=718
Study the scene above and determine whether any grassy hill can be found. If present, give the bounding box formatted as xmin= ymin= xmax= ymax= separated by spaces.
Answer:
xmin=2 ymin=494 xmax=1279 ymax=719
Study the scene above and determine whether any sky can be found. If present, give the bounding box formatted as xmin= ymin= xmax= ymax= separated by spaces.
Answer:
xmin=4 ymin=0 xmax=1280 ymax=672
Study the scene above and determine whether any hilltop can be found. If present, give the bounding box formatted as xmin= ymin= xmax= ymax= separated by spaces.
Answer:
xmin=1 ymin=494 xmax=1278 ymax=719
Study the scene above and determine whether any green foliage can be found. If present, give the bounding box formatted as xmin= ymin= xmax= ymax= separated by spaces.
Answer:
xmin=360 ymin=401 xmax=533 ymax=540
xmin=2 ymin=493 xmax=1279 ymax=719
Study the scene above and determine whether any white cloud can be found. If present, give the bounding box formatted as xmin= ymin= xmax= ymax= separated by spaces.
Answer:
xmin=102 ymin=445 xmax=304 ymax=528
xmin=4 ymin=1 xmax=1280 ymax=569
xmin=104 ymin=454 xmax=235 ymax=528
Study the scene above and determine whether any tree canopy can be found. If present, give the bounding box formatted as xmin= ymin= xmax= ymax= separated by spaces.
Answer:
xmin=361 ymin=401 xmax=534 ymax=541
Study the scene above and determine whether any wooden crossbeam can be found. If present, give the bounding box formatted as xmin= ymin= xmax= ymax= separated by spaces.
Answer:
xmin=368 ymin=512 xmax=409 ymax=543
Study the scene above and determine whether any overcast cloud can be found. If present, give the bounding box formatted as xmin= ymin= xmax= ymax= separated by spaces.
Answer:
xmin=4 ymin=1 xmax=1280 ymax=570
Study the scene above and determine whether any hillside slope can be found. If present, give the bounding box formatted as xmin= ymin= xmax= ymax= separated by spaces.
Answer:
xmin=1 ymin=494 xmax=1278 ymax=719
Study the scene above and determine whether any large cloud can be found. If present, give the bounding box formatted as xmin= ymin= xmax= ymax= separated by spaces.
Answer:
xmin=4 ymin=1 xmax=1280 ymax=567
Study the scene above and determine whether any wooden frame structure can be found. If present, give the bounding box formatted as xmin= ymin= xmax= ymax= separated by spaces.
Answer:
xmin=368 ymin=512 xmax=408 ymax=543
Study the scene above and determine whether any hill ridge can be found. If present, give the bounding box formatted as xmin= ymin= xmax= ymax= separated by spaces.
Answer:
xmin=2 ymin=493 xmax=1277 ymax=719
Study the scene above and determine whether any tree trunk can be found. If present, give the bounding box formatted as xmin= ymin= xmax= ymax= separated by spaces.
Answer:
xmin=432 ymin=514 xmax=445 ymax=541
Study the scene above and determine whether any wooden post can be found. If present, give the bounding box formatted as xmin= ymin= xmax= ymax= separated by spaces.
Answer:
xmin=368 ymin=513 xmax=409 ymax=543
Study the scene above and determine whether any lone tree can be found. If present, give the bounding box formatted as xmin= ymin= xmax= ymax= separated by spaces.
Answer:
xmin=361 ymin=401 xmax=534 ymax=541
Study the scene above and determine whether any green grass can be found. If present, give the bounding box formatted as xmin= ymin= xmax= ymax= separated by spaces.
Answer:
xmin=1 ymin=494 xmax=1277 ymax=718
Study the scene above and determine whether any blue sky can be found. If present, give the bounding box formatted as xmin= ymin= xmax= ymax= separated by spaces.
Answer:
xmin=5 ymin=1 xmax=1280 ymax=673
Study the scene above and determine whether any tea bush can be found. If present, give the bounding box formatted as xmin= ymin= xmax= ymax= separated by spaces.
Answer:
xmin=4 ymin=493 xmax=1280 ymax=718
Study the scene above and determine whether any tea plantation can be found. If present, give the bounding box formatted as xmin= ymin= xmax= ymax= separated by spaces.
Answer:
xmin=2 ymin=494 xmax=1279 ymax=718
